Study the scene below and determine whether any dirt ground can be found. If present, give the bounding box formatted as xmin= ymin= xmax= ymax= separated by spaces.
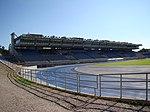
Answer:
xmin=0 ymin=62 xmax=150 ymax=112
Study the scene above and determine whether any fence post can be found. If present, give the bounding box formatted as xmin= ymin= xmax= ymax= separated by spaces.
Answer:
xmin=46 ymin=71 xmax=48 ymax=86
xmin=120 ymin=74 xmax=122 ymax=99
xmin=55 ymin=72 xmax=57 ymax=87
xmin=94 ymin=75 xmax=98 ymax=96
xmin=146 ymin=73 xmax=148 ymax=101
xmin=28 ymin=69 xmax=30 ymax=80
xmin=65 ymin=72 xmax=66 ymax=90
xmin=94 ymin=88 xmax=96 ymax=96
xmin=18 ymin=67 xmax=21 ymax=76
xmin=23 ymin=68 xmax=26 ymax=78
xmin=79 ymin=74 xmax=80 ymax=93
xmin=99 ymin=75 xmax=101 ymax=97
xmin=26 ymin=69 xmax=28 ymax=79
xmin=40 ymin=71 xmax=42 ymax=84
xmin=77 ymin=73 xmax=79 ymax=92
xmin=22 ymin=68 xmax=23 ymax=77
xmin=31 ymin=70 xmax=32 ymax=81
xmin=20 ymin=68 xmax=22 ymax=76
xmin=24 ymin=69 xmax=26 ymax=79
xmin=23 ymin=69 xmax=25 ymax=78
xmin=25 ymin=69 xmax=26 ymax=79
xmin=35 ymin=70 xmax=37 ymax=83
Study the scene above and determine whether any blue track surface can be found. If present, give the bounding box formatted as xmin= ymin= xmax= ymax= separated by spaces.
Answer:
xmin=36 ymin=64 xmax=150 ymax=100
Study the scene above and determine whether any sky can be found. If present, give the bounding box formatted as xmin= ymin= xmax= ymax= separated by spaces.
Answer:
xmin=0 ymin=0 xmax=150 ymax=50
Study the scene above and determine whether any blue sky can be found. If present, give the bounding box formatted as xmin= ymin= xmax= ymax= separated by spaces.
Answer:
xmin=0 ymin=0 xmax=150 ymax=50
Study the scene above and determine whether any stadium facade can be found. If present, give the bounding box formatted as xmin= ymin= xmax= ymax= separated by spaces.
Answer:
xmin=9 ymin=32 xmax=142 ymax=66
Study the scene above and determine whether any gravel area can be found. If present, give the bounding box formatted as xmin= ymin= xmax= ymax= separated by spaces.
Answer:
xmin=0 ymin=63 xmax=69 ymax=112
xmin=0 ymin=62 xmax=150 ymax=112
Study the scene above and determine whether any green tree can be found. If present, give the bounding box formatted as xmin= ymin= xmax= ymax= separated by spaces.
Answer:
xmin=2 ymin=46 xmax=4 ymax=50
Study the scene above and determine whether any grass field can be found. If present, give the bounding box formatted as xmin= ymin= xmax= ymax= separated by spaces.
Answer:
xmin=95 ymin=59 xmax=150 ymax=66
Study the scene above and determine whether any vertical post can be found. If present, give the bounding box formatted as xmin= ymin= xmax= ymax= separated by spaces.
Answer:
xmin=99 ymin=75 xmax=101 ymax=97
xmin=65 ymin=73 xmax=66 ymax=90
xmin=146 ymin=73 xmax=148 ymax=101
xmin=31 ymin=70 xmax=33 ymax=81
xmin=94 ymin=88 xmax=96 ymax=96
xmin=23 ymin=69 xmax=25 ymax=78
xmin=120 ymin=74 xmax=122 ymax=99
xmin=55 ymin=72 xmax=57 ymax=87
xmin=27 ymin=69 xmax=28 ymax=79
xmin=79 ymin=74 xmax=80 ymax=93
xmin=25 ymin=69 xmax=26 ymax=79
xmin=20 ymin=68 xmax=22 ymax=76
xmin=46 ymin=71 xmax=48 ymax=86
xmin=28 ymin=69 xmax=31 ymax=80
xmin=96 ymin=75 xmax=98 ymax=89
xmin=23 ymin=68 xmax=26 ymax=78
xmin=40 ymin=71 xmax=42 ymax=84
xmin=95 ymin=76 xmax=98 ymax=96
xmin=22 ymin=68 xmax=23 ymax=77
xmin=26 ymin=69 xmax=27 ymax=79
xmin=35 ymin=70 xmax=37 ymax=83
xmin=23 ymin=69 xmax=24 ymax=78
xmin=77 ymin=73 xmax=79 ymax=92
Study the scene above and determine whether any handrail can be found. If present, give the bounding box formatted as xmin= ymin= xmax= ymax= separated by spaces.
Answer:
xmin=99 ymin=72 xmax=150 ymax=75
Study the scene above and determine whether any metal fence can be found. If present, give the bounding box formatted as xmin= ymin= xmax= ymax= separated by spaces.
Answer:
xmin=1 ymin=60 xmax=150 ymax=101
xmin=19 ymin=68 xmax=150 ymax=101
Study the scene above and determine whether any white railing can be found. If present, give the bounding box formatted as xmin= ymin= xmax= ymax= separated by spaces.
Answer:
xmin=19 ymin=68 xmax=150 ymax=101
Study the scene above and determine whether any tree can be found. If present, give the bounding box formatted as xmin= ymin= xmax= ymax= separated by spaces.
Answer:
xmin=2 ymin=46 xmax=4 ymax=50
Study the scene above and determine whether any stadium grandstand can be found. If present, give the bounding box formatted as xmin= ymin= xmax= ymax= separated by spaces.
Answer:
xmin=138 ymin=48 xmax=150 ymax=58
xmin=9 ymin=32 xmax=143 ymax=66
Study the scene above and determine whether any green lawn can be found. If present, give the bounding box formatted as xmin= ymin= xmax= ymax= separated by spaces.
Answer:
xmin=94 ymin=59 xmax=150 ymax=66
